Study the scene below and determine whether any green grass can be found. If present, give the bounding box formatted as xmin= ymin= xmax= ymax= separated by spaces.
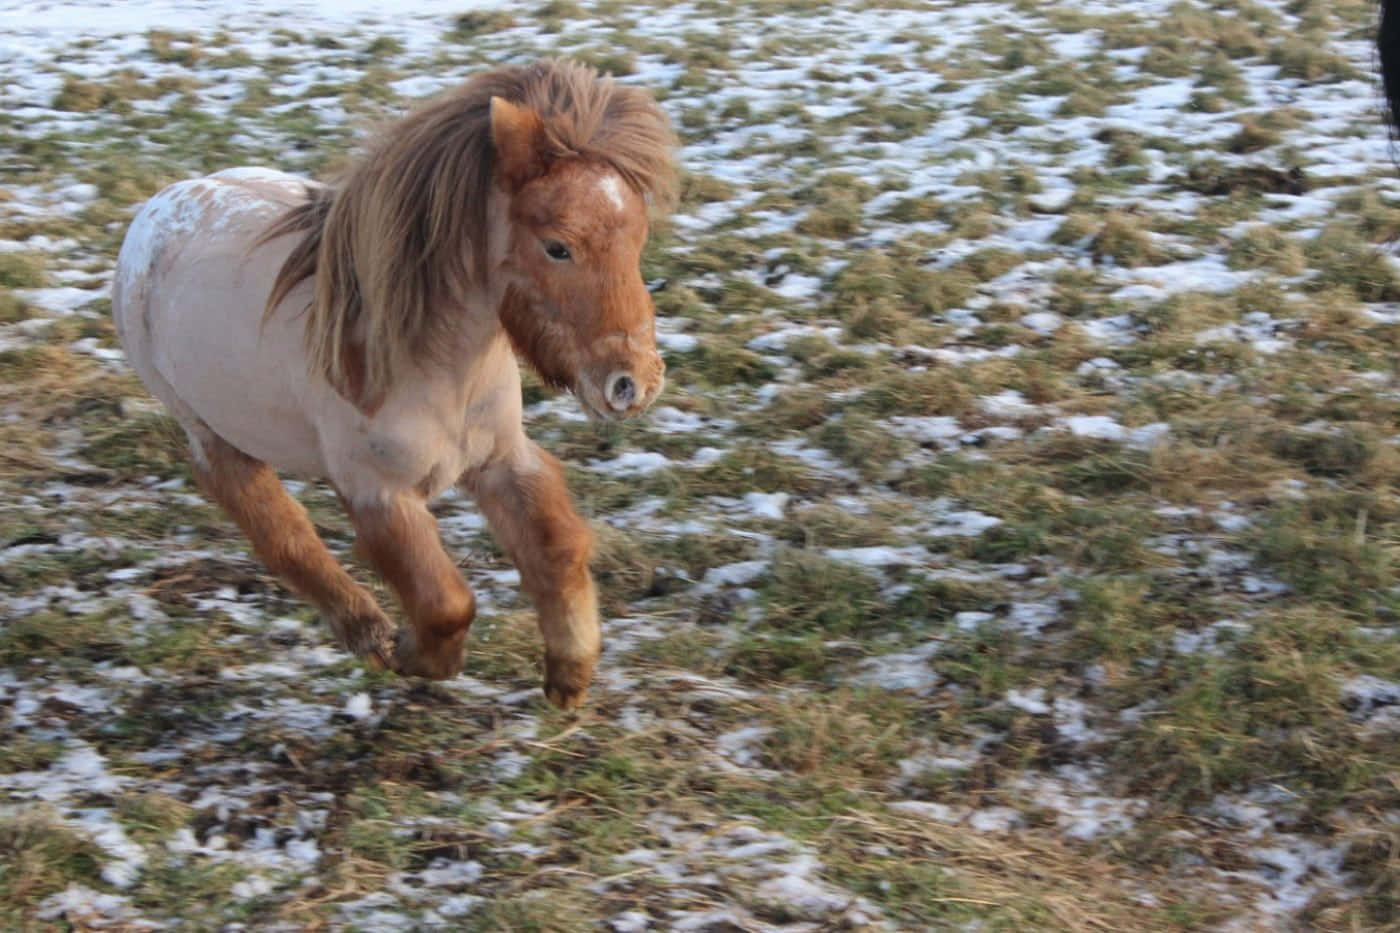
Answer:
xmin=1305 ymin=225 xmax=1400 ymax=301
xmin=1227 ymin=225 xmax=1305 ymax=274
xmin=0 ymin=812 xmax=108 ymax=925
xmin=0 ymin=253 xmax=47 ymax=288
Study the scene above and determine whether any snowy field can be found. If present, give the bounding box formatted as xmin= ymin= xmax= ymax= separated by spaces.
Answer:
xmin=2 ymin=0 xmax=1400 ymax=928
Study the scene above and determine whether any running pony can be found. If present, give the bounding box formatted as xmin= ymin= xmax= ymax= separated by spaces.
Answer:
xmin=112 ymin=60 xmax=675 ymax=709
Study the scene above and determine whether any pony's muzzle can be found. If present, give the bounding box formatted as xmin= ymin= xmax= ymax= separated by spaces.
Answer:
xmin=583 ymin=343 xmax=664 ymax=419
xmin=605 ymin=371 xmax=637 ymax=412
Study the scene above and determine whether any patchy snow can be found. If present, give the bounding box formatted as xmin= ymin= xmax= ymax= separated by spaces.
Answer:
xmin=17 ymin=285 xmax=106 ymax=315
xmin=0 ymin=741 xmax=131 ymax=801
xmin=891 ymin=800 xmax=966 ymax=823
xmin=1006 ymin=601 xmax=1060 ymax=637
xmin=657 ymin=331 xmax=699 ymax=353
xmin=887 ymin=415 xmax=965 ymax=446
xmin=746 ymin=324 xmax=843 ymax=352
xmin=1341 ymin=675 xmax=1400 ymax=721
xmin=1021 ymin=311 xmax=1065 ymax=336
xmin=955 ymin=610 xmax=996 ymax=632
xmin=1059 ymin=414 xmax=1129 ymax=441
xmin=1173 ymin=620 xmax=1252 ymax=657
xmin=608 ymin=815 xmax=881 ymax=926
xmin=752 ymin=870 xmax=863 ymax=922
xmin=1108 ymin=258 xmax=1257 ymax=303
xmin=979 ymin=390 xmax=1042 ymax=419
xmin=417 ymin=859 xmax=484 ymax=887
xmin=1054 ymin=415 xmax=1170 ymax=449
xmin=610 ymin=910 xmax=653 ymax=932
xmin=742 ymin=491 xmax=790 ymax=520
xmin=588 ymin=450 xmax=675 ymax=475
xmin=715 ymin=726 xmax=770 ymax=767
xmin=927 ymin=508 xmax=1002 ymax=538
xmin=343 ymin=691 xmax=373 ymax=720
xmin=1006 ymin=687 xmax=1051 ymax=716
xmin=702 ymin=560 xmax=770 ymax=588
xmin=825 ymin=545 xmax=928 ymax=568
xmin=647 ymin=405 xmax=708 ymax=433
xmin=847 ymin=641 xmax=941 ymax=694
xmin=1014 ymin=767 xmax=1146 ymax=841
xmin=38 ymin=885 xmax=158 ymax=930
xmin=968 ymin=807 xmax=1025 ymax=834
xmin=1209 ymin=791 xmax=1352 ymax=921
xmin=71 ymin=809 xmax=148 ymax=888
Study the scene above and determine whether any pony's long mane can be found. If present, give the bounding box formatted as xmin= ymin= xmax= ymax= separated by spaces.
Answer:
xmin=261 ymin=59 xmax=675 ymax=409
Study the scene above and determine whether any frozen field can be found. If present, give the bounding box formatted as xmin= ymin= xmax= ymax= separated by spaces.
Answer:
xmin=2 ymin=0 xmax=1399 ymax=928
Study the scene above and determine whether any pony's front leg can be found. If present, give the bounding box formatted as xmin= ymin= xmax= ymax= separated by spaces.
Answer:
xmin=464 ymin=443 xmax=599 ymax=710
xmin=347 ymin=493 xmax=476 ymax=680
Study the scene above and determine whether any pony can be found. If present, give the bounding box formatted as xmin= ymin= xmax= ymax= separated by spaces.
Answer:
xmin=111 ymin=60 xmax=676 ymax=709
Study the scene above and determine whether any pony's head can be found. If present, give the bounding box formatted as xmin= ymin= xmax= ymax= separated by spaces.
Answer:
xmin=492 ymin=95 xmax=667 ymax=420
xmin=262 ymin=60 xmax=675 ymax=417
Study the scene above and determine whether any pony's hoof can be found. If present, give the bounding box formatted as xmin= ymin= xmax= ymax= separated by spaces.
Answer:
xmin=364 ymin=644 xmax=393 ymax=672
xmin=332 ymin=606 xmax=397 ymax=665
xmin=543 ymin=655 xmax=594 ymax=710
xmin=544 ymin=683 xmax=588 ymax=710
xmin=392 ymin=628 xmax=468 ymax=680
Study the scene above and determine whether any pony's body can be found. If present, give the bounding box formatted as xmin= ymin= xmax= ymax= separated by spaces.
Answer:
xmin=111 ymin=61 xmax=675 ymax=708
xmin=115 ymin=168 xmax=521 ymax=498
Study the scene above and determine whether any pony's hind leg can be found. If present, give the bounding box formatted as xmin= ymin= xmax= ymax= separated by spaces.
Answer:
xmin=188 ymin=426 xmax=396 ymax=665
xmin=345 ymin=493 xmax=476 ymax=680
xmin=463 ymin=442 xmax=599 ymax=710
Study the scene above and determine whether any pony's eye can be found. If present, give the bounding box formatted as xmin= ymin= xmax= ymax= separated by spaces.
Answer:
xmin=543 ymin=240 xmax=571 ymax=261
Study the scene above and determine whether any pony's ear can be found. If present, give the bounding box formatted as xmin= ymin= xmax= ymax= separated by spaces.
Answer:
xmin=490 ymin=96 xmax=546 ymax=192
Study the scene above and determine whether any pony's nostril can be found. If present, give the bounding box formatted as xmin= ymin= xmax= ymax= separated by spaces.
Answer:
xmin=606 ymin=372 xmax=636 ymax=411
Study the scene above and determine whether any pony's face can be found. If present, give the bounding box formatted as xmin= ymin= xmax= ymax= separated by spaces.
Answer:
xmin=492 ymin=100 xmax=664 ymax=421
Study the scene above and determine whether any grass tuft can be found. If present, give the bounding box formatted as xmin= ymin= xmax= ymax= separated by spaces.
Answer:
xmin=0 ymin=253 xmax=48 ymax=289
xmin=0 ymin=811 xmax=107 ymax=921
